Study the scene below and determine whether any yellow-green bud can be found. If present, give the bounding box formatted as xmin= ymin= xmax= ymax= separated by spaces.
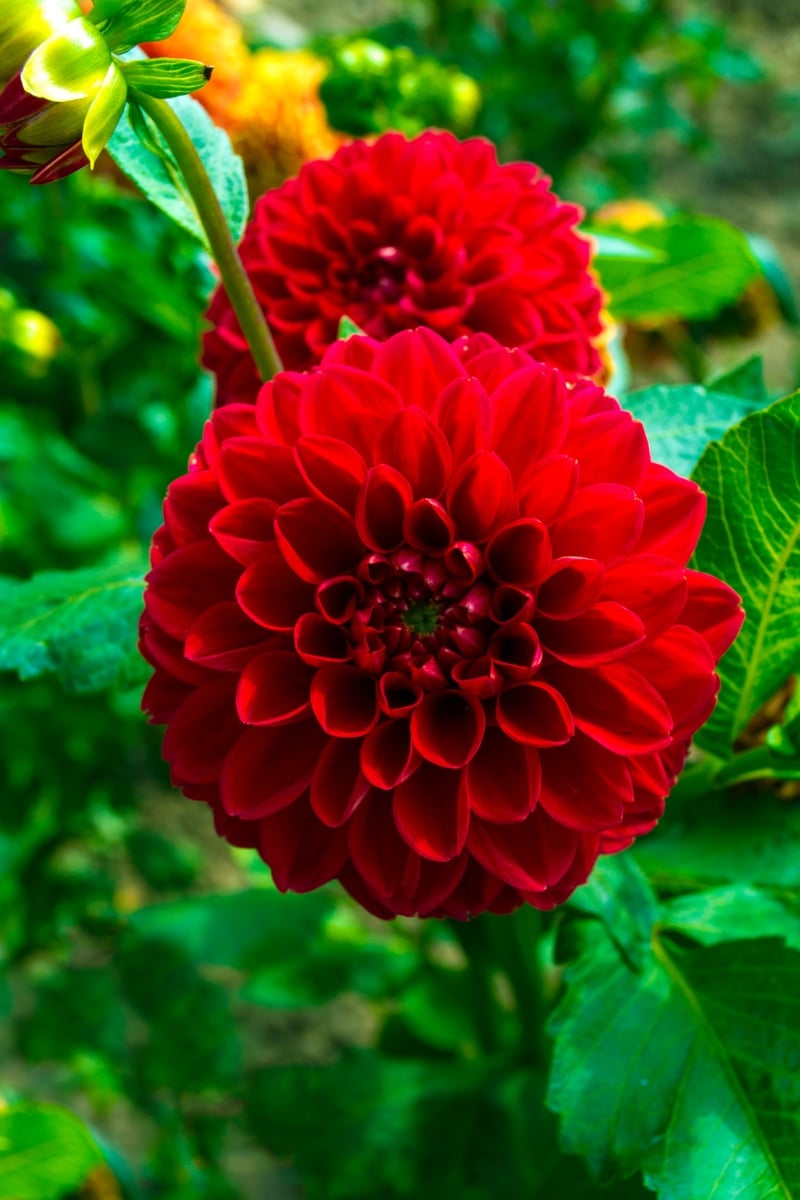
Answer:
xmin=0 ymin=0 xmax=80 ymax=86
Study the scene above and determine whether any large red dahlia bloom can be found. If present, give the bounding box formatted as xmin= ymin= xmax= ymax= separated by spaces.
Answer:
xmin=203 ymin=131 xmax=607 ymax=406
xmin=142 ymin=329 xmax=742 ymax=919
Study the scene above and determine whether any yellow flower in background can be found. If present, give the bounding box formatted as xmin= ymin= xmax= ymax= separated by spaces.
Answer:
xmin=144 ymin=0 xmax=342 ymax=200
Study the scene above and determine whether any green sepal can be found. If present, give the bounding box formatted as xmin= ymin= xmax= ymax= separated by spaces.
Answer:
xmin=0 ymin=0 xmax=81 ymax=85
xmin=338 ymin=315 xmax=367 ymax=340
xmin=82 ymin=63 xmax=128 ymax=168
xmin=21 ymin=16 xmax=111 ymax=103
xmin=88 ymin=0 xmax=188 ymax=54
xmin=120 ymin=58 xmax=212 ymax=100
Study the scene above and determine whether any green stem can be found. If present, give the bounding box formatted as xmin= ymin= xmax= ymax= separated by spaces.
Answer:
xmin=131 ymin=89 xmax=282 ymax=384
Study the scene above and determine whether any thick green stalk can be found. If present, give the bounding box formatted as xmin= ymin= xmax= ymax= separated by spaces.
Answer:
xmin=131 ymin=88 xmax=282 ymax=383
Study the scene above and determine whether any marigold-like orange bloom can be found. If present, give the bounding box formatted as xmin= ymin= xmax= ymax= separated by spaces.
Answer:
xmin=144 ymin=0 xmax=341 ymax=197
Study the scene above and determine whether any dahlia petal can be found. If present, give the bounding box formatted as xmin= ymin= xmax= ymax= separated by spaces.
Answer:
xmin=185 ymin=602 xmax=273 ymax=672
xmin=538 ymin=602 xmax=645 ymax=665
xmin=164 ymin=471 xmax=224 ymax=545
xmin=496 ymin=681 xmax=574 ymax=746
xmin=140 ymin=619 xmax=212 ymax=686
xmin=465 ymin=727 xmax=540 ymax=822
xmin=520 ymin=829 xmax=599 ymax=910
xmin=451 ymin=655 xmax=503 ymax=699
xmin=294 ymin=435 xmax=367 ymax=512
xmin=145 ymin=542 xmax=240 ymax=641
xmin=549 ymin=662 xmax=673 ymax=753
xmin=538 ymin=733 xmax=630 ymax=832
xmin=434 ymin=376 xmax=490 ymax=465
xmin=561 ymin=410 xmax=650 ymax=490
xmin=490 ymin=365 xmax=569 ymax=477
xmin=236 ymin=650 xmax=313 ymax=726
xmin=635 ymin=465 xmax=706 ymax=562
xmin=315 ymin=575 xmax=365 ymax=625
xmin=403 ymin=498 xmax=455 ymax=554
xmin=203 ymin=405 xmax=260 ymax=469
xmin=488 ymin=623 xmax=543 ymax=681
xmin=310 ymin=738 xmax=370 ymax=826
xmin=678 ymin=570 xmax=744 ymax=657
xmin=142 ymin=670 xmax=192 ymax=724
xmin=371 ymin=327 xmax=465 ymax=406
xmin=218 ymin=437 xmax=306 ymax=503
xmin=274 ymin=497 xmax=363 ymax=583
xmin=601 ymin=555 xmax=688 ymax=640
xmin=516 ymin=454 xmax=579 ymax=524
xmin=257 ymin=372 xmax=305 ymax=445
xmin=537 ymin=557 xmax=605 ymax=618
xmin=550 ymin=484 xmax=644 ymax=566
xmin=485 ymin=518 xmax=552 ymax=587
xmin=459 ymin=344 xmax=535 ymax=390
xmin=304 ymin=366 xmax=402 ymax=457
xmin=356 ymin=466 xmax=413 ymax=551
xmin=209 ymin=498 xmax=277 ymax=565
xmin=447 ymin=452 xmax=515 ymax=543
xmin=413 ymin=854 xmax=470 ymax=916
xmin=221 ymin=722 xmax=324 ymax=819
xmin=294 ymin=612 xmax=352 ymax=666
xmin=490 ymin=584 xmax=535 ymax=625
xmin=162 ymin=679 xmax=241 ymax=786
xmin=311 ymin=664 xmax=379 ymax=737
xmin=349 ymin=790 xmax=414 ymax=898
xmin=393 ymin=761 xmax=470 ymax=861
xmin=376 ymin=407 xmax=452 ymax=499
xmin=236 ymin=544 xmax=315 ymax=631
xmin=468 ymin=806 xmax=582 ymax=892
xmin=626 ymin=626 xmax=718 ymax=738
xmin=378 ymin=673 xmax=424 ymax=717
xmin=260 ymin=795 xmax=349 ymax=893
xmin=410 ymin=690 xmax=485 ymax=768
xmin=361 ymin=718 xmax=421 ymax=789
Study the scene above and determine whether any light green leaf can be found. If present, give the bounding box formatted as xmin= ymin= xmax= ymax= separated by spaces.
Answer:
xmin=0 ymin=1104 xmax=105 ymax=1199
xmin=598 ymin=216 xmax=761 ymax=322
xmin=89 ymin=0 xmax=187 ymax=53
xmin=108 ymin=89 xmax=248 ymax=248
xmin=567 ymin=853 xmax=658 ymax=970
xmin=660 ymin=884 xmax=800 ymax=948
xmin=587 ymin=230 xmax=664 ymax=262
xmin=624 ymin=383 xmax=758 ymax=477
xmin=692 ymin=391 xmax=800 ymax=755
xmin=548 ymin=932 xmax=800 ymax=1196
xmin=120 ymin=58 xmax=212 ymax=100
xmin=0 ymin=560 xmax=147 ymax=694
xmin=338 ymin=315 xmax=367 ymax=340
xmin=708 ymin=354 xmax=769 ymax=406
xmin=82 ymin=62 xmax=127 ymax=168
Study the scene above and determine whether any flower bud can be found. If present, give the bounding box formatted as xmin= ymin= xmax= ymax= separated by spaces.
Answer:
xmin=0 ymin=0 xmax=79 ymax=86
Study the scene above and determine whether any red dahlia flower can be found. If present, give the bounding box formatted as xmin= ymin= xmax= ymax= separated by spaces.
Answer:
xmin=203 ymin=131 xmax=607 ymax=406
xmin=142 ymin=329 xmax=743 ymax=919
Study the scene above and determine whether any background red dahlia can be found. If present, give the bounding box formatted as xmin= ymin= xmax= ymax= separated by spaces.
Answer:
xmin=142 ymin=328 xmax=742 ymax=919
xmin=203 ymin=131 xmax=608 ymax=406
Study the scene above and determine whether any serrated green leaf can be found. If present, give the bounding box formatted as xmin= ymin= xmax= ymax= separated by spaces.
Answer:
xmin=81 ymin=63 xmax=127 ymax=168
xmin=660 ymin=885 xmax=800 ymax=948
xmin=107 ymin=86 xmax=247 ymax=248
xmin=0 ymin=1104 xmax=105 ymax=1199
xmin=623 ymin=383 xmax=758 ymax=476
xmin=708 ymin=354 xmax=769 ymax=405
xmin=567 ymin=853 xmax=658 ymax=970
xmin=598 ymin=216 xmax=761 ymax=322
xmin=89 ymin=0 xmax=187 ymax=53
xmin=120 ymin=58 xmax=212 ymax=100
xmin=0 ymin=560 xmax=146 ymax=694
xmin=548 ymin=932 xmax=800 ymax=1196
xmin=692 ymin=391 xmax=800 ymax=755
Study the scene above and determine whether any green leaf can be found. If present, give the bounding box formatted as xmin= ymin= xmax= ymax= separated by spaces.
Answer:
xmin=107 ymin=83 xmax=248 ymax=248
xmin=0 ymin=1104 xmax=105 ymax=1199
xmin=586 ymin=230 xmax=664 ymax=262
xmin=598 ymin=216 xmax=761 ymax=322
xmin=707 ymin=353 xmax=769 ymax=405
xmin=660 ymin=885 xmax=800 ymax=948
xmin=0 ymin=560 xmax=146 ymax=694
xmin=636 ymin=784 xmax=800 ymax=896
xmin=548 ymin=931 xmax=800 ymax=1195
xmin=82 ymin=63 xmax=127 ymax=168
xmin=623 ymin=383 xmax=758 ymax=476
xmin=89 ymin=0 xmax=187 ymax=53
xmin=567 ymin=853 xmax=658 ymax=970
xmin=338 ymin=315 xmax=367 ymax=339
xmin=692 ymin=392 xmax=800 ymax=755
xmin=120 ymin=58 xmax=213 ymax=100
xmin=128 ymin=888 xmax=333 ymax=971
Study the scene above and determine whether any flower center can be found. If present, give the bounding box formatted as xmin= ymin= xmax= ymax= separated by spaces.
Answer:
xmin=402 ymin=599 xmax=440 ymax=636
xmin=357 ymin=246 xmax=407 ymax=303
